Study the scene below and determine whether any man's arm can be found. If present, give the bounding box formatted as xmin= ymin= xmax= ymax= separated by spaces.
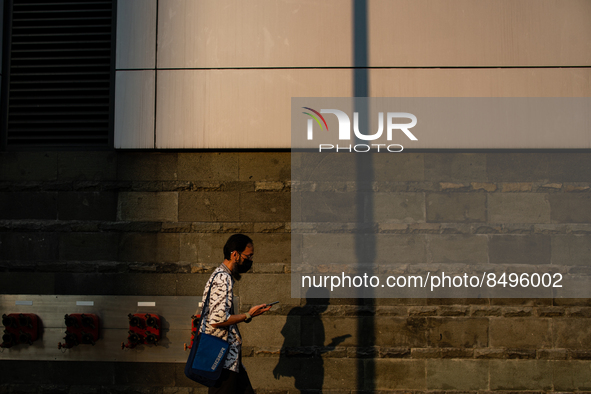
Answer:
xmin=211 ymin=303 xmax=272 ymax=327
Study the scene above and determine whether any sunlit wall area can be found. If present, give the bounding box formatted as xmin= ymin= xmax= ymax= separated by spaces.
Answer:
xmin=114 ymin=0 xmax=591 ymax=149
xmin=2 ymin=1 xmax=591 ymax=392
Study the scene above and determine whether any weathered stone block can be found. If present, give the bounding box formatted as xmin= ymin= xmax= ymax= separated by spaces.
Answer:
xmin=373 ymin=153 xmax=424 ymax=182
xmin=371 ymin=359 xmax=426 ymax=390
xmin=375 ymin=234 xmax=427 ymax=266
xmin=570 ymin=350 xmax=591 ymax=359
xmin=117 ymin=192 xmax=178 ymax=222
xmin=440 ymin=182 xmax=468 ymax=190
xmin=428 ymin=234 xmax=488 ymax=264
xmin=409 ymin=306 xmax=438 ymax=316
xmin=491 ymin=298 xmax=552 ymax=306
xmin=374 ymin=317 xmax=428 ymax=347
xmin=540 ymin=182 xmax=563 ymax=190
xmin=554 ymin=298 xmax=591 ymax=307
xmin=487 ymin=153 xmax=551 ymax=182
xmin=241 ymin=192 xmax=290 ymax=222
xmin=118 ymin=152 xmax=178 ymax=181
xmin=502 ymin=307 xmax=534 ymax=317
xmin=347 ymin=346 xmax=378 ymax=358
xmin=0 ymin=232 xmax=59 ymax=261
xmin=119 ymin=233 xmax=179 ymax=263
xmin=178 ymin=152 xmax=238 ymax=182
xmin=426 ymin=193 xmax=486 ymax=223
xmin=552 ymin=235 xmax=591 ymax=266
xmin=238 ymin=152 xmax=290 ymax=181
xmin=549 ymin=194 xmax=591 ymax=223
xmin=472 ymin=182 xmax=497 ymax=192
xmin=59 ymin=233 xmax=119 ymax=261
xmin=294 ymin=152 xmax=359 ymax=182
xmin=58 ymin=152 xmax=117 ymax=180
xmin=546 ymin=153 xmax=591 ymax=182
xmin=180 ymin=233 xmax=203 ymax=264
xmin=243 ymin=357 xmax=299 ymax=390
xmin=489 ymin=235 xmax=551 ymax=265
xmin=0 ymin=361 xmax=52 ymax=384
xmin=425 ymin=153 xmax=487 ymax=182
xmin=253 ymin=233 xmax=291 ymax=264
xmin=501 ymin=182 xmax=533 ymax=192
xmin=553 ymin=360 xmax=591 ymax=391
xmin=537 ymin=349 xmax=568 ymax=360
xmin=175 ymin=273 xmax=210 ymax=296
xmin=474 ymin=348 xmax=506 ymax=359
xmin=1 ymin=384 xmax=35 ymax=394
xmin=312 ymin=358 xmax=358 ymax=390
xmin=291 ymin=191 xmax=301 ymax=223
xmin=58 ymin=192 xmax=117 ymax=221
xmin=300 ymin=233 xmax=358 ymax=268
xmin=239 ymin=274 xmax=295 ymax=306
xmin=427 ymin=318 xmax=488 ymax=348
xmin=488 ymin=193 xmax=551 ymax=223
xmin=0 ymin=192 xmax=57 ymax=219
xmin=553 ymin=319 xmax=591 ymax=349
xmin=299 ymin=316 xmax=365 ymax=347
xmin=0 ymin=273 xmax=56 ymax=294
xmin=178 ymin=191 xmax=239 ymax=221
xmin=426 ymin=359 xmax=489 ymax=390
xmin=254 ymin=181 xmax=286 ymax=192
xmin=198 ymin=232 xmax=240 ymax=266
xmin=242 ymin=315 xmax=300 ymax=348
xmin=567 ymin=307 xmax=591 ymax=317
xmin=379 ymin=347 xmax=411 ymax=358
xmin=0 ymin=152 xmax=57 ymax=181
xmin=190 ymin=232 xmax=288 ymax=267
xmin=51 ymin=362 xmax=118 ymax=386
xmin=113 ymin=362 xmax=176 ymax=386
xmin=489 ymin=318 xmax=551 ymax=348
xmin=373 ymin=192 xmax=425 ymax=223
xmin=300 ymin=191 xmax=357 ymax=223
xmin=54 ymin=273 xmax=179 ymax=296
xmin=489 ymin=360 xmax=553 ymax=390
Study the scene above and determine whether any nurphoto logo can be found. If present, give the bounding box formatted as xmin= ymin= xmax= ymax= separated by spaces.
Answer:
xmin=302 ymin=107 xmax=417 ymax=152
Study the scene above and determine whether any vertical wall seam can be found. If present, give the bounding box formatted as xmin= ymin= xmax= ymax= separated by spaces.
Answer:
xmin=153 ymin=0 xmax=159 ymax=149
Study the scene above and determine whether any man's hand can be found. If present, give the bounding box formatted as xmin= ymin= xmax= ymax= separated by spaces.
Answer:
xmin=248 ymin=303 xmax=272 ymax=318
xmin=211 ymin=304 xmax=272 ymax=327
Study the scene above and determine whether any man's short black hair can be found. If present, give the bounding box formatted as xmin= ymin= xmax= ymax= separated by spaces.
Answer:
xmin=223 ymin=234 xmax=253 ymax=260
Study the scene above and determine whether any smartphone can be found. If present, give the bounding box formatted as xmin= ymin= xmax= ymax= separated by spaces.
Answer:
xmin=266 ymin=301 xmax=279 ymax=306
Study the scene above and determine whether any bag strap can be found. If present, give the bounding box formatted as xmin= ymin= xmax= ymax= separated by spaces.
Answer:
xmin=198 ymin=271 xmax=230 ymax=334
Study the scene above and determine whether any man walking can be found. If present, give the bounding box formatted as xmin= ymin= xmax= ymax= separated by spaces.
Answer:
xmin=200 ymin=234 xmax=271 ymax=393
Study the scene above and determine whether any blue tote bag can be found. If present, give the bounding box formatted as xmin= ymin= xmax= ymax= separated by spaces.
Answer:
xmin=185 ymin=272 xmax=230 ymax=386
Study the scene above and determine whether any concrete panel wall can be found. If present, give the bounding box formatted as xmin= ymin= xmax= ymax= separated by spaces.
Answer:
xmin=156 ymin=0 xmax=591 ymax=68
xmin=154 ymin=68 xmax=591 ymax=149
xmin=116 ymin=0 xmax=157 ymax=70
xmin=114 ymin=0 xmax=591 ymax=149
xmin=114 ymin=70 xmax=156 ymax=149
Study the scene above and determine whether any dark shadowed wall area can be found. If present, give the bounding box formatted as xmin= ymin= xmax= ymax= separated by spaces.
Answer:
xmin=1 ymin=150 xmax=591 ymax=393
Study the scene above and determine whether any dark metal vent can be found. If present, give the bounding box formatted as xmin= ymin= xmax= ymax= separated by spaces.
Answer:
xmin=2 ymin=0 xmax=114 ymax=148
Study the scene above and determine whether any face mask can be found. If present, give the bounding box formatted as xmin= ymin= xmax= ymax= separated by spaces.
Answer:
xmin=231 ymin=254 xmax=253 ymax=280
xmin=237 ymin=258 xmax=253 ymax=273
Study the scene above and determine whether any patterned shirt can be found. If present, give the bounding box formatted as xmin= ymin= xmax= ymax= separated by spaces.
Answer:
xmin=199 ymin=264 xmax=241 ymax=372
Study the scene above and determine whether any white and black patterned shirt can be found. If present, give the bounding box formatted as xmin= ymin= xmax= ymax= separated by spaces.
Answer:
xmin=199 ymin=264 xmax=241 ymax=372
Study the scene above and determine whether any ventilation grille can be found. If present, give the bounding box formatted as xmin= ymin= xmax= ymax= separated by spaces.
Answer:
xmin=5 ymin=0 xmax=114 ymax=148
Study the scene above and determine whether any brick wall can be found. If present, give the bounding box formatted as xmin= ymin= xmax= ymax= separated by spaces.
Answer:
xmin=1 ymin=151 xmax=591 ymax=393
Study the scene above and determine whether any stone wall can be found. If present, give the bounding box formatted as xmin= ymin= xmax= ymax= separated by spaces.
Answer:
xmin=1 ymin=151 xmax=591 ymax=393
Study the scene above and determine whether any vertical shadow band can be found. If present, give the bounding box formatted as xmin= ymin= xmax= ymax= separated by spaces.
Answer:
xmin=353 ymin=0 xmax=374 ymax=391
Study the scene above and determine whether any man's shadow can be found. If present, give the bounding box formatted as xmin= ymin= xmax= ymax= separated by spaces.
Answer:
xmin=273 ymin=287 xmax=351 ymax=392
